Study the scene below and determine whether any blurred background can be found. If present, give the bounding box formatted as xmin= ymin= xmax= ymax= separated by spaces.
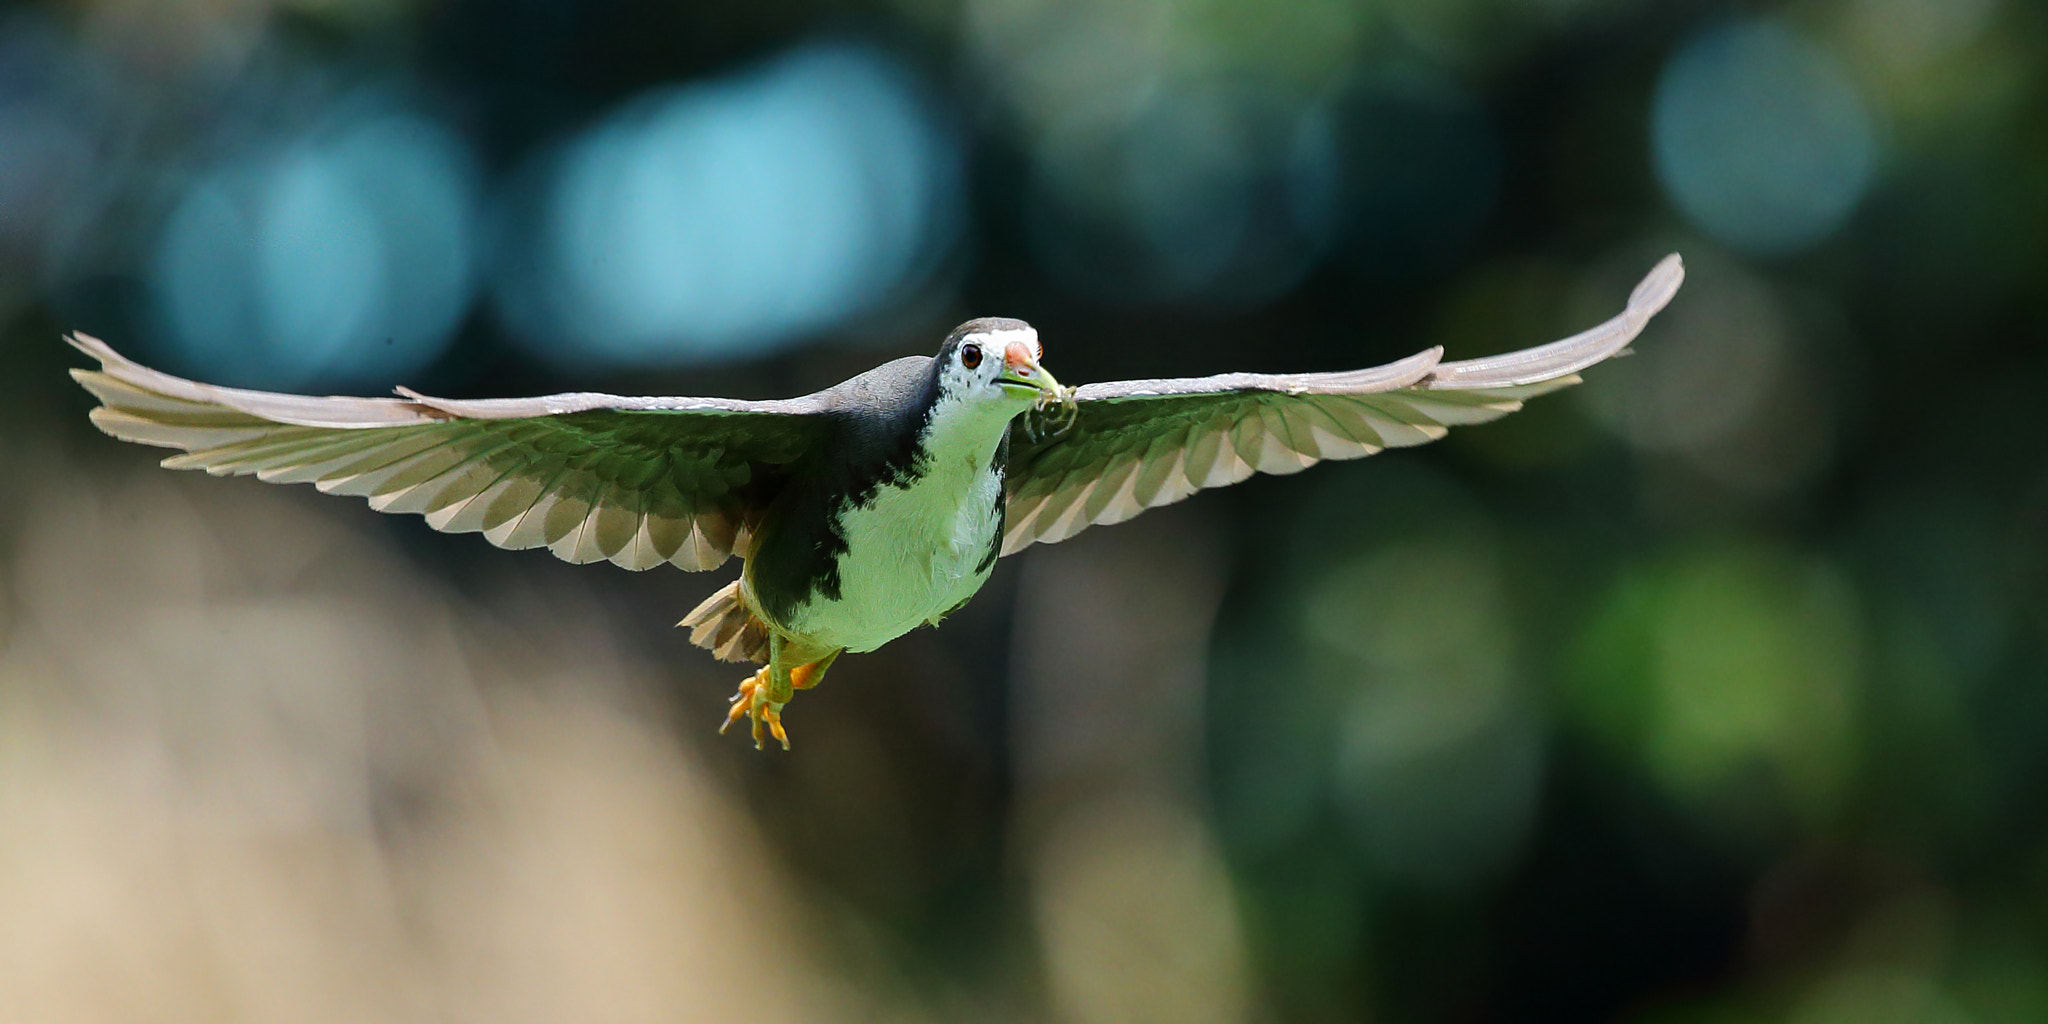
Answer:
xmin=2 ymin=0 xmax=2045 ymax=1020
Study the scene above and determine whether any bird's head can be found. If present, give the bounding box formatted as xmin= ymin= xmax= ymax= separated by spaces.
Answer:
xmin=935 ymin=317 xmax=1066 ymax=413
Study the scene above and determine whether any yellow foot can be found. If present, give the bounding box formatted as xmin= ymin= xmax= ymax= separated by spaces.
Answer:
xmin=719 ymin=667 xmax=789 ymax=750
xmin=716 ymin=652 xmax=838 ymax=751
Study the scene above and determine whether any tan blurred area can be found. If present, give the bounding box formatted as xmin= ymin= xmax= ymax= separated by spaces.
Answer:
xmin=0 ymin=445 xmax=1261 ymax=1023
xmin=0 ymin=450 xmax=830 ymax=1023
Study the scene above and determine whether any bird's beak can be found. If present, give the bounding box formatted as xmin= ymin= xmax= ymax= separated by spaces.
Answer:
xmin=997 ymin=340 xmax=1062 ymax=398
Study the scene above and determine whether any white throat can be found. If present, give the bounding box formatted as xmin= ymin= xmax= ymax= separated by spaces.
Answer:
xmin=920 ymin=386 xmax=1028 ymax=472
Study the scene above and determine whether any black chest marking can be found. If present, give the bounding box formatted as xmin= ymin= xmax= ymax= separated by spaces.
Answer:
xmin=748 ymin=362 xmax=940 ymax=626
xmin=975 ymin=433 xmax=1009 ymax=575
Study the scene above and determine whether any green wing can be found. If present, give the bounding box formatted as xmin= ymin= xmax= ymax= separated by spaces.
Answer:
xmin=69 ymin=333 xmax=829 ymax=571
xmin=1002 ymin=254 xmax=1685 ymax=553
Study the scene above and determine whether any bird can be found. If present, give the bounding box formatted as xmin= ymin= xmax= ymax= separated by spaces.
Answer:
xmin=68 ymin=254 xmax=1683 ymax=749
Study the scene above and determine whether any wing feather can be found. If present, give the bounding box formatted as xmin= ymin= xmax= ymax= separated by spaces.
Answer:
xmin=541 ymin=472 xmax=600 ymax=555
xmin=1204 ymin=432 xmax=1256 ymax=488
xmin=68 ymin=333 xmax=829 ymax=572
xmin=1313 ymin=396 xmax=1388 ymax=451
xmin=1003 ymin=254 xmax=1684 ymax=552
xmin=1292 ymin=400 xmax=1367 ymax=460
xmin=226 ymin=433 xmax=394 ymax=478
xmin=427 ymin=466 xmax=530 ymax=535
xmin=1180 ymin=415 xmax=1231 ymax=488
xmin=365 ymin=441 xmax=510 ymax=513
xmin=1256 ymin=402 xmax=1319 ymax=473
xmin=1351 ymin=399 xmax=1449 ymax=449
xmin=617 ymin=491 xmax=666 ymax=573
xmin=283 ymin=434 xmax=462 ymax=488
xmin=1081 ymin=454 xmax=1141 ymax=525
xmin=590 ymin=489 xmax=643 ymax=562
xmin=487 ymin=479 xmax=571 ymax=551
xmin=1128 ymin=430 xmax=1189 ymax=509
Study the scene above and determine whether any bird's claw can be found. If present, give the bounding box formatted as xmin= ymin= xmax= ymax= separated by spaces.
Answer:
xmin=720 ymin=668 xmax=790 ymax=750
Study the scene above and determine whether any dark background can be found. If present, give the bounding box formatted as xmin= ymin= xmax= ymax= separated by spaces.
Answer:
xmin=2 ymin=0 xmax=2044 ymax=1021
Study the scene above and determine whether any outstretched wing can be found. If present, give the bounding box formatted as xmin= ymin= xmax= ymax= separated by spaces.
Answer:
xmin=1002 ymin=254 xmax=1685 ymax=553
xmin=69 ymin=333 xmax=830 ymax=571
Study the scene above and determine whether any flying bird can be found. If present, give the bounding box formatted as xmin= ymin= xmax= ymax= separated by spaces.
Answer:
xmin=69 ymin=254 xmax=1683 ymax=749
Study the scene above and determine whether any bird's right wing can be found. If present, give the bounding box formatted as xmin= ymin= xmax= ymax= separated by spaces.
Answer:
xmin=68 ymin=332 xmax=831 ymax=571
xmin=1001 ymin=254 xmax=1684 ymax=552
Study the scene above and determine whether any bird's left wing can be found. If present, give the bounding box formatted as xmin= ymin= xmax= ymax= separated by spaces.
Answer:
xmin=1001 ymin=254 xmax=1684 ymax=553
xmin=69 ymin=332 xmax=831 ymax=571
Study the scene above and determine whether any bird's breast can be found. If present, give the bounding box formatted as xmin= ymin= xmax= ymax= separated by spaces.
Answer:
xmin=780 ymin=453 xmax=1005 ymax=653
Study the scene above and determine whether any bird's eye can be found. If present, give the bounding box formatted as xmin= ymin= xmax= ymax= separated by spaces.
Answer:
xmin=960 ymin=343 xmax=982 ymax=369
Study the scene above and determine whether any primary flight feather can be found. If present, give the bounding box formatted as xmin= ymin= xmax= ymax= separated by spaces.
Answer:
xmin=70 ymin=253 xmax=1683 ymax=748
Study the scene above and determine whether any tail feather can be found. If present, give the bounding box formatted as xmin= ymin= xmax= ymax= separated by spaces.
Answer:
xmin=679 ymin=579 xmax=770 ymax=664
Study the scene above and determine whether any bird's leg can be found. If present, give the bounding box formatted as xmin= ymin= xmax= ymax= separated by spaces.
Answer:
xmin=790 ymin=650 xmax=840 ymax=690
xmin=719 ymin=638 xmax=840 ymax=750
